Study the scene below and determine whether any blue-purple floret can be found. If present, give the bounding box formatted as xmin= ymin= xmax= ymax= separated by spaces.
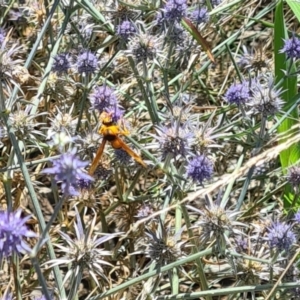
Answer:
xmin=42 ymin=148 xmax=93 ymax=196
xmin=76 ymin=50 xmax=98 ymax=74
xmin=190 ymin=7 xmax=209 ymax=25
xmin=52 ymin=53 xmax=71 ymax=74
xmin=105 ymin=105 xmax=124 ymax=123
xmin=89 ymin=85 xmax=118 ymax=112
xmin=267 ymin=222 xmax=296 ymax=252
xmin=157 ymin=0 xmax=187 ymax=24
xmin=186 ymin=155 xmax=213 ymax=184
xmin=0 ymin=28 xmax=6 ymax=44
xmin=280 ymin=35 xmax=300 ymax=59
xmin=117 ymin=20 xmax=136 ymax=41
xmin=0 ymin=209 xmax=36 ymax=259
xmin=294 ymin=210 xmax=300 ymax=224
xmin=224 ymin=81 xmax=250 ymax=105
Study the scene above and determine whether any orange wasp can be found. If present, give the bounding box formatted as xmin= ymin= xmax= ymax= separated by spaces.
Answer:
xmin=89 ymin=112 xmax=147 ymax=175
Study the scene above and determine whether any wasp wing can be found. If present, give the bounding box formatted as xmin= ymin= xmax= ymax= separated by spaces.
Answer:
xmin=111 ymin=137 xmax=147 ymax=168
xmin=89 ymin=138 xmax=107 ymax=175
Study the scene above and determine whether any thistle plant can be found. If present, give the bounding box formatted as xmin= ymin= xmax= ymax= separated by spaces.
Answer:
xmin=47 ymin=208 xmax=120 ymax=298
xmin=2 ymin=0 xmax=300 ymax=299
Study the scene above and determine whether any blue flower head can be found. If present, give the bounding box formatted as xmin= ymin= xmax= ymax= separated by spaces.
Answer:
xmin=157 ymin=0 xmax=187 ymax=25
xmin=89 ymin=85 xmax=118 ymax=113
xmin=224 ymin=81 xmax=250 ymax=105
xmin=280 ymin=35 xmax=300 ymax=60
xmin=52 ymin=53 xmax=71 ymax=74
xmin=186 ymin=155 xmax=213 ymax=184
xmin=190 ymin=7 xmax=209 ymax=25
xmin=117 ymin=20 xmax=137 ymax=41
xmin=0 ymin=210 xmax=37 ymax=259
xmin=76 ymin=50 xmax=98 ymax=75
xmin=42 ymin=148 xmax=93 ymax=196
xmin=267 ymin=222 xmax=296 ymax=252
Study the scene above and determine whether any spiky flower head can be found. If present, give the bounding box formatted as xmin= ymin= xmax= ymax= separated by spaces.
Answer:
xmin=152 ymin=121 xmax=194 ymax=161
xmin=267 ymin=221 xmax=296 ymax=252
xmin=287 ymin=166 xmax=300 ymax=193
xmin=224 ymin=81 xmax=250 ymax=105
xmin=190 ymin=7 xmax=209 ymax=25
xmin=116 ymin=20 xmax=137 ymax=41
xmin=247 ymin=76 xmax=284 ymax=117
xmin=157 ymin=0 xmax=187 ymax=25
xmin=52 ymin=53 xmax=71 ymax=74
xmin=126 ymin=33 xmax=160 ymax=63
xmin=189 ymin=201 xmax=242 ymax=252
xmin=0 ymin=209 xmax=37 ymax=259
xmin=164 ymin=24 xmax=187 ymax=45
xmin=114 ymin=149 xmax=132 ymax=166
xmin=0 ymin=43 xmax=23 ymax=81
xmin=46 ymin=105 xmax=77 ymax=139
xmin=47 ymin=209 xmax=119 ymax=291
xmin=280 ymin=34 xmax=300 ymax=60
xmin=42 ymin=148 xmax=93 ymax=196
xmin=76 ymin=50 xmax=98 ymax=75
xmin=186 ymin=154 xmax=213 ymax=184
xmin=89 ymin=85 xmax=118 ymax=113
xmin=145 ymin=223 xmax=185 ymax=266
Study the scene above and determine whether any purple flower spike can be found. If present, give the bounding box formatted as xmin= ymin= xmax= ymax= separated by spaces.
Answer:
xmin=42 ymin=148 xmax=93 ymax=196
xmin=0 ymin=209 xmax=37 ymax=259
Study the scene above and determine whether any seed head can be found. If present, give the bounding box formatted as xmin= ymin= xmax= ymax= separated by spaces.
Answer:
xmin=153 ymin=121 xmax=194 ymax=161
xmin=247 ymin=76 xmax=284 ymax=117
xmin=48 ymin=209 xmax=119 ymax=289
xmin=145 ymin=224 xmax=185 ymax=266
xmin=280 ymin=34 xmax=300 ymax=59
xmin=76 ymin=50 xmax=98 ymax=75
xmin=186 ymin=154 xmax=213 ymax=184
xmin=287 ymin=166 xmax=300 ymax=189
xmin=0 ymin=209 xmax=37 ymax=259
xmin=267 ymin=221 xmax=296 ymax=252
xmin=126 ymin=34 xmax=159 ymax=63
xmin=42 ymin=148 xmax=93 ymax=196
xmin=52 ymin=53 xmax=71 ymax=74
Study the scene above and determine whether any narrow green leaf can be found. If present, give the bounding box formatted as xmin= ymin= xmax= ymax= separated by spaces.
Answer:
xmin=274 ymin=0 xmax=300 ymax=207
xmin=286 ymin=0 xmax=300 ymax=23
